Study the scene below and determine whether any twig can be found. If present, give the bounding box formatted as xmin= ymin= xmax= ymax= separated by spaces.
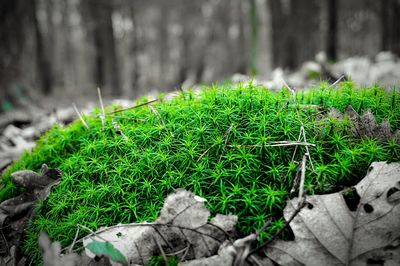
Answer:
xmin=330 ymin=75 xmax=345 ymax=87
xmin=166 ymin=244 xmax=190 ymax=257
xmin=149 ymin=105 xmax=172 ymax=137
xmin=228 ymin=141 xmax=315 ymax=148
xmin=218 ymin=124 xmax=234 ymax=162
xmin=197 ymin=145 xmax=214 ymax=162
xmin=301 ymin=125 xmax=315 ymax=172
xmin=112 ymin=119 xmax=129 ymax=141
xmin=179 ymin=244 xmax=191 ymax=262
xmin=97 ymin=87 xmax=106 ymax=127
xmin=291 ymin=126 xmax=303 ymax=162
xmin=281 ymin=78 xmax=295 ymax=95
xmin=255 ymin=219 xmax=272 ymax=237
xmin=72 ymin=103 xmax=89 ymax=129
xmin=198 ymin=123 xmax=234 ymax=163
xmin=290 ymin=165 xmax=301 ymax=195
xmin=107 ymin=99 xmax=158 ymax=115
xmin=108 ymin=115 xmax=146 ymax=122
xmin=69 ymin=225 xmax=81 ymax=253
xmin=135 ymin=242 xmax=145 ymax=266
xmin=154 ymin=236 xmax=169 ymax=265
xmin=298 ymin=153 xmax=307 ymax=200
xmin=248 ymin=194 xmax=307 ymax=257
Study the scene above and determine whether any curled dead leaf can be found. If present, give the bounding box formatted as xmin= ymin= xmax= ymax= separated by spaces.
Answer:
xmin=83 ymin=189 xmax=237 ymax=265
xmin=265 ymin=162 xmax=400 ymax=266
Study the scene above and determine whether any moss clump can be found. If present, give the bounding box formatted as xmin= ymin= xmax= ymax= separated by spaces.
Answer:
xmin=1 ymin=82 xmax=400 ymax=263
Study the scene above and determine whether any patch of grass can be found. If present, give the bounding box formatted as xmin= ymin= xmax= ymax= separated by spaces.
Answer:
xmin=1 ymin=81 xmax=399 ymax=263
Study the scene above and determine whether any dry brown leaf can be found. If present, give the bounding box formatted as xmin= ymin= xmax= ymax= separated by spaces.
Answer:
xmin=265 ymin=162 xmax=400 ymax=266
xmin=83 ymin=189 xmax=237 ymax=265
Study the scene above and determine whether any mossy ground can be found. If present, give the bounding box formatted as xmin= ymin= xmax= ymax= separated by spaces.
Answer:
xmin=1 ymin=81 xmax=400 ymax=264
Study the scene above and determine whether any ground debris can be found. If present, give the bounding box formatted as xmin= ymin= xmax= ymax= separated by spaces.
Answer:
xmin=265 ymin=161 xmax=400 ymax=265
xmin=0 ymin=165 xmax=62 ymax=265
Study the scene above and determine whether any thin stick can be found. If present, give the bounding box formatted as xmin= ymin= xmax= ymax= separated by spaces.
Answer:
xmin=298 ymin=153 xmax=307 ymax=200
xmin=112 ymin=120 xmax=129 ymax=141
xmin=97 ymin=87 xmax=106 ymax=127
xmin=180 ymin=244 xmax=191 ymax=262
xmin=154 ymin=236 xmax=169 ymax=265
xmin=107 ymin=99 xmax=158 ymax=115
xmin=72 ymin=103 xmax=89 ymax=129
xmin=228 ymin=141 xmax=315 ymax=148
xmin=166 ymin=244 xmax=190 ymax=256
xmin=301 ymin=125 xmax=315 ymax=172
xmin=330 ymin=75 xmax=344 ymax=87
xmin=69 ymin=225 xmax=81 ymax=253
xmin=218 ymin=123 xmax=234 ymax=162
xmin=255 ymin=219 xmax=272 ymax=237
xmin=248 ymin=194 xmax=307 ymax=256
xmin=77 ymin=224 xmax=109 ymax=243
xmin=108 ymin=115 xmax=146 ymax=122
xmin=197 ymin=144 xmax=215 ymax=163
xmin=149 ymin=105 xmax=172 ymax=137
xmin=291 ymin=127 xmax=303 ymax=162
xmin=290 ymin=165 xmax=301 ymax=195
xmin=281 ymin=78 xmax=295 ymax=95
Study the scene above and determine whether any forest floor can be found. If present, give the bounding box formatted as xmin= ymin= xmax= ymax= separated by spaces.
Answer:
xmin=0 ymin=53 xmax=400 ymax=265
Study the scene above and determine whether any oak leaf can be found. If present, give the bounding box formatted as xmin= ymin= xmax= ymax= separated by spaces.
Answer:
xmin=265 ymin=162 xmax=400 ymax=265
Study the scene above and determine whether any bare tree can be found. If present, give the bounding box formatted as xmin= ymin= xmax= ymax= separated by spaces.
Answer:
xmin=326 ymin=0 xmax=338 ymax=61
xmin=381 ymin=0 xmax=400 ymax=55
xmin=0 ymin=0 xmax=26 ymax=109
xmin=84 ymin=0 xmax=121 ymax=95
xmin=32 ymin=0 xmax=53 ymax=94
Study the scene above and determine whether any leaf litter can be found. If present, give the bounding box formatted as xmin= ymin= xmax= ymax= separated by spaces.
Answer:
xmin=0 ymin=164 xmax=61 ymax=265
xmin=264 ymin=161 xmax=400 ymax=265
xmin=82 ymin=189 xmax=237 ymax=265
xmin=32 ymin=162 xmax=399 ymax=265
xmin=0 ymin=161 xmax=399 ymax=265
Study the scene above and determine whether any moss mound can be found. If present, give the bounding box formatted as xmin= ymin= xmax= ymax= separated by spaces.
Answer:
xmin=1 ymin=82 xmax=400 ymax=263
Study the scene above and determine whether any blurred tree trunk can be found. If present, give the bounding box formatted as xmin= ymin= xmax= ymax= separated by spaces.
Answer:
xmin=61 ymin=0 xmax=76 ymax=90
xmin=0 ymin=0 xmax=26 ymax=110
xmin=32 ymin=0 xmax=53 ymax=94
xmin=381 ymin=0 xmax=400 ymax=56
xmin=158 ymin=2 xmax=169 ymax=83
xmin=326 ymin=0 xmax=338 ymax=61
xmin=270 ymin=0 xmax=320 ymax=69
xmin=177 ymin=1 xmax=191 ymax=85
xmin=178 ymin=30 xmax=189 ymax=86
xmin=129 ymin=0 xmax=139 ymax=92
xmin=235 ymin=0 xmax=248 ymax=74
xmin=250 ymin=0 xmax=258 ymax=74
xmin=255 ymin=0 xmax=273 ymax=77
xmin=86 ymin=0 xmax=121 ymax=96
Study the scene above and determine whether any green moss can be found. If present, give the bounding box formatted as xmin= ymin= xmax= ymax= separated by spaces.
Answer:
xmin=1 ymin=82 xmax=400 ymax=263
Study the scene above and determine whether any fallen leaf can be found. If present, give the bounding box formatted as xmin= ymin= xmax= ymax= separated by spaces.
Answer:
xmin=180 ymin=236 xmax=274 ymax=266
xmin=83 ymin=189 xmax=237 ymax=265
xmin=86 ymin=241 xmax=128 ymax=266
xmin=39 ymin=232 xmax=80 ymax=266
xmin=156 ymin=189 xmax=210 ymax=228
xmin=11 ymin=164 xmax=61 ymax=190
xmin=0 ymin=166 xmax=62 ymax=262
xmin=265 ymin=162 xmax=400 ymax=265
xmin=0 ymin=124 xmax=36 ymax=162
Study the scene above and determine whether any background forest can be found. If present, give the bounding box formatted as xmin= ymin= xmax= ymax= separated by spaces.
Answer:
xmin=1 ymin=0 xmax=400 ymax=111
